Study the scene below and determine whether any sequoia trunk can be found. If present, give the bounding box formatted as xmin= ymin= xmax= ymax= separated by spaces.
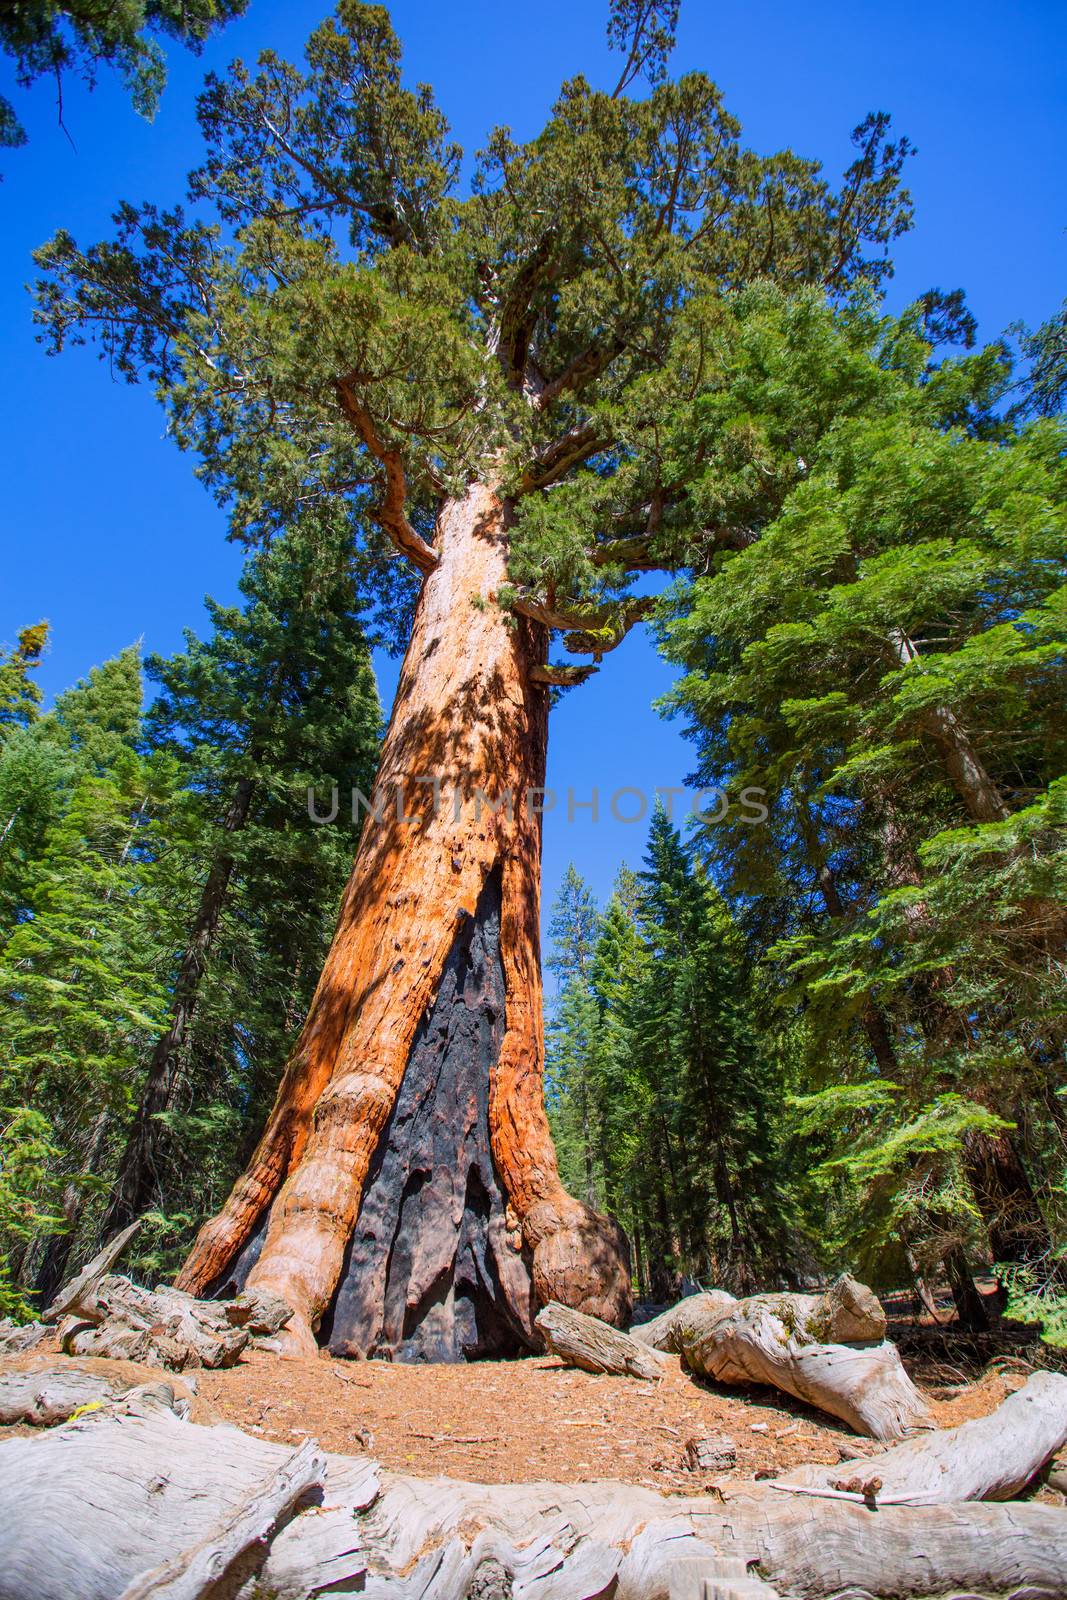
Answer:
xmin=176 ymin=483 xmax=630 ymax=1356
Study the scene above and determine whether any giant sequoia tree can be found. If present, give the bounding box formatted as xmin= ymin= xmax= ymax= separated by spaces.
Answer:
xmin=33 ymin=0 xmax=914 ymax=1358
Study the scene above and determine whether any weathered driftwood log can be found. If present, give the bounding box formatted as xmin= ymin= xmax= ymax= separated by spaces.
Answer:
xmin=635 ymin=1277 xmax=885 ymax=1352
xmin=2 ymin=1392 xmax=1066 ymax=1600
xmin=0 ymin=1365 xmax=131 ymax=1426
xmin=773 ymin=1370 xmax=1067 ymax=1505
xmin=223 ymin=1287 xmax=294 ymax=1336
xmin=535 ymin=1301 xmax=668 ymax=1380
xmin=0 ymin=1317 xmax=52 ymax=1353
xmin=631 ymin=1291 xmax=736 ymax=1351
xmin=43 ymin=1219 xmax=142 ymax=1324
xmin=649 ymin=1278 xmax=927 ymax=1440
xmin=42 ymin=1218 xmax=290 ymax=1371
xmin=59 ymin=1275 xmax=249 ymax=1369
xmin=118 ymin=1437 xmax=325 ymax=1600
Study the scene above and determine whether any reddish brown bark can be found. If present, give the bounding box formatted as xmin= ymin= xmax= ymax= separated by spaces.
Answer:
xmin=176 ymin=483 xmax=630 ymax=1354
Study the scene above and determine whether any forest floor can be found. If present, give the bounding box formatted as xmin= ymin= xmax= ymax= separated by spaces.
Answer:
xmin=3 ymin=1320 xmax=1052 ymax=1496
xmin=191 ymin=1344 xmax=1022 ymax=1492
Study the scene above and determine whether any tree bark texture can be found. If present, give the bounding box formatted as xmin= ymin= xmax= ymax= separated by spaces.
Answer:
xmin=176 ymin=484 xmax=630 ymax=1355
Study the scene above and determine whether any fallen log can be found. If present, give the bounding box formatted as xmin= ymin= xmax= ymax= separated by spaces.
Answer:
xmin=62 ymin=1319 xmax=204 ymax=1371
xmin=0 ymin=1317 xmax=52 ymax=1354
xmin=58 ymin=1275 xmax=248 ymax=1369
xmin=43 ymin=1220 xmax=141 ymax=1325
xmin=45 ymin=1243 xmax=293 ymax=1370
xmin=0 ymin=1365 xmax=130 ymax=1426
xmin=1 ymin=1393 xmax=1065 ymax=1600
xmin=223 ymin=1287 xmax=293 ymax=1336
xmin=631 ymin=1291 xmax=736 ymax=1351
xmin=658 ymin=1279 xmax=928 ymax=1440
xmin=118 ymin=1437 xmax=325 ymax=1600
xmin=772 ymin=1370 xmax=1067 ymax=1505
xmin=635 ymin=1277 xmax=886 ymax=1352
xmin=535 ymin=1301 xmax=668 ymax=1380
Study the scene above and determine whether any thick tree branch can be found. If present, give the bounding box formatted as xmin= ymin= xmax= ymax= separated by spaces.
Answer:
xmin=518 ymin=422 xmax=605 ymax=492
xmin=511 ymin=593 xmax=655 ymax=652
xmin=591 ymin=534 xmax=662 ymax=571
xmin=529 ymin=662 xmax=599 ymax=687
xmin=493 ymin=230 xmax=558 ymax=385
xmin=335 ymin=378 xmax=438 ymax=573
xmin=535 ymin=336 xmax=626 ymax=411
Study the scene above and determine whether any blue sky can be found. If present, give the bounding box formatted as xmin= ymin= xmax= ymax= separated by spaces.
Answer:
xmin=1 ymin=0 xmax=1065 ymax=937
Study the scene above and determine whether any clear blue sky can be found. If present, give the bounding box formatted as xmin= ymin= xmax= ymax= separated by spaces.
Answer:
xmin=1 ymin=0 xmax=1064 ymax=936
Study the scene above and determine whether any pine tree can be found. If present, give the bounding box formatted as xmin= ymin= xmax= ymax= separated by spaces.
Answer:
xmin=0 ymin=624 xmax=74 ymax=933
xmin=545 ymin=818 xmax=796 ymax=1301
xmin=631 ymin=806 xmax=792 ymax=1292
xmin=659 ymin=285 xmax=1067 ymax=1311
xmin=0 ymin=646 xmax=180 ymax=1301
xmin=545 ymin=865 xmax=603 ymax=1206
xmin=0 ymin=623 xmax=48 ymax=735
xmin=100 ymin=520 xmax=382 ymax=1262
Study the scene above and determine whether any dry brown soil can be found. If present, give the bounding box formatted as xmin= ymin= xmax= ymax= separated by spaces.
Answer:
xmin=0 ymin=1340 xmax=1036 ymax=1497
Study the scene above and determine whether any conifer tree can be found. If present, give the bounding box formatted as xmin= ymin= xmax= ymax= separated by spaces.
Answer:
xmin=545 ymin=865 xmax=603 ymax=1205
xmin=0 ymin=622 xmax=68 ymax=930
xmin=0 ymin=646 xmax=179 ymax=1301
xmin=100 ymin=521 xmax=382 ymax=1250
xmin=0 ymin=624 xmax=48 ymax=735
xmin=660 ymin=284 xmax=1067 ymax=1310
xmin=546 ymin=820 xmax=794 ymax=1299
xmin=32 ymin=0 xmax=915 ymax=1350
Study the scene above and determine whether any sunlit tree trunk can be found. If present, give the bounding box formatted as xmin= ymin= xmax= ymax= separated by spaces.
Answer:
xmin=176 ymin=484 xmax=630 ymax=1357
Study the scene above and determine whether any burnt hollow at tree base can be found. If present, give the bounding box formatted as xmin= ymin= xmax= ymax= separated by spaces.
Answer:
xmin=319 ymin=866 xmax=539 ymax=1362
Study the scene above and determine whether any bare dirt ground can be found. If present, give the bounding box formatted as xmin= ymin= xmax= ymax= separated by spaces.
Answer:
xmin=192 ymin=1346 xmax=1022 ymax=1493
xmin=3 ymin=1338 xmax=1029 ymax=1495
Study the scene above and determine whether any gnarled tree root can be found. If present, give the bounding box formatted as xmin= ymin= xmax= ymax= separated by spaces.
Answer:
xmin=2 ymin=1378 xmax=1066 ymax=1600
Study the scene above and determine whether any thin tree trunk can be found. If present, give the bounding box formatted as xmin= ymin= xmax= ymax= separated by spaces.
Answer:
xmin=943 ymin=1243 xmax=991 ymax=1332
xmin=649 ymin=1174 xmax=674 ymax=1302
xmin=176 ymin=484 xmax=629 ymax=1356
xmin=33 ymin=1110 xmax=109 ymax=1306
xmin=964 ymin=1128 xmax=1057 ymax=1283
xmin=99 ymin=776 xmax=256 ymax=1241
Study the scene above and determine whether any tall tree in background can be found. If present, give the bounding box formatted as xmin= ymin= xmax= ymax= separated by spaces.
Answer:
xmin=0 ymin=622 xmax=62 ymax=929
xmin=629 ymin=806 xmax=792 ymax=1293
xmin=545 ymin=865 xmax=603 ymax=1206
xmin=0 ymin=624 xmax=48 ymax=734
xmin=545 ymin=818 xmax=795 ymax=1300
xmin=100 ymin=521 xmax=381 ymax=1246
xmin=0 ymin=646 xmax=178 ymax=1303
xmin=33 ymin=0 xmax=914 ymax=1353
xmin=660 ymin=284 xmax=1067 ymax=1320
xmin=0 ymin=524 xmax=382 ymax=1307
